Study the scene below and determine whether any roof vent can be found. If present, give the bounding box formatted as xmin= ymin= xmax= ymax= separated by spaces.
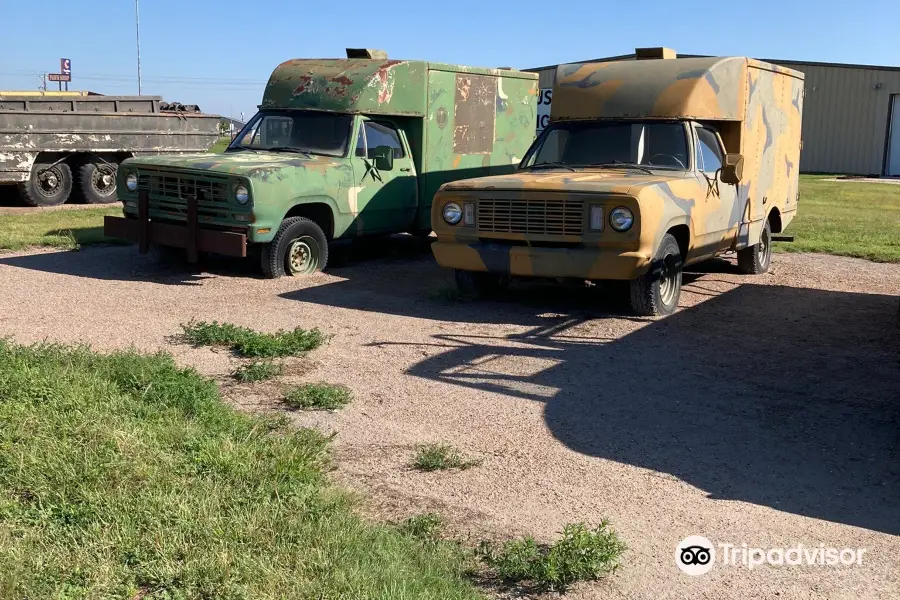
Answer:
xmin=346 ymin=48 xmax=388 ymax=60
xmin=635 ymin=47 xmax=677 ymax=60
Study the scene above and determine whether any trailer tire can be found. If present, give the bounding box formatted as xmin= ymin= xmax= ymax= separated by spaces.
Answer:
xmin=737 ymin=219 xmax=772 ymax=275
xmin=17 ymin=160 xmax=73 ymax=207
xmin=629 ymin=233 xmax=682 ymax=317
xmin=77 ymin=161 xmax=119 ymax=204
xmin=261 ymin=217 xmax=329 ymax=279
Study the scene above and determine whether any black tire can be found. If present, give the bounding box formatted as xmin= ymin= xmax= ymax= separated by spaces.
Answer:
xmin=17 ymin=159 xmax=73 ymax=207
xmin=454 ymin=269 xmax=509 ymax=299
xmin=77 ymin=161 xmax=119 ymax=204
xmin=737 ymin=219 xmax=772 ymax=274
xmin=629 ymin=233 xmax=683 ymax=317
xmin=261 ymin=217 xmax=329 ymax=279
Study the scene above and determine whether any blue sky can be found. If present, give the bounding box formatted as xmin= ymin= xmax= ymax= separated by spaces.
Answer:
xmin=1 ymin=0 xmax=897 ymax=121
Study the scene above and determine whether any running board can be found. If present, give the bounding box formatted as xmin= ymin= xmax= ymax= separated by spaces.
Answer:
xmin=772 ymin=235 xmax=794 ymax=242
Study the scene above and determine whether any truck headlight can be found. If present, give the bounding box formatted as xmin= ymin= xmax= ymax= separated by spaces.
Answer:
xmin=442 ymin=202 xmax=462 ymax=225
xmin=610 ymin=207 xmax=634 ymax=232
xmin=125 ymin=174 xmax=138 ymax=191
xmin=235 ymin=185 xmax=249 ymax=205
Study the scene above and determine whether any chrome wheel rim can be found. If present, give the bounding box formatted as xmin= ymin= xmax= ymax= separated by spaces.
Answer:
xmin=659 ymin=255 xmax=679 ymax=306
xmin=286 ymin=237 xmax=319 ymax=275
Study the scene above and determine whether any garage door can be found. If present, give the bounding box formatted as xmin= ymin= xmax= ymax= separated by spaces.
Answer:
xmin=888 ymin=95 xmax=900 ymax=177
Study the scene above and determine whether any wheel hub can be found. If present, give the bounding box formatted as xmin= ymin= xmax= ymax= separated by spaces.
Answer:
xmin=91 ymin=165 xmax=117 ymax=195
xmin=37 ymin=167 xmax=63 ymax=197
xmin=287 ymin=236 xmax=319 ymax=275
xmin=659 ymin=256 xmax=679 ymax=306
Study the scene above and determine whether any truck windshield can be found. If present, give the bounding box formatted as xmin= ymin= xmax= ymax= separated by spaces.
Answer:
xmin=521 ymin=121 xmax=690 ymax=171
xmin=227 ymin=111 xmax=352 ymax=157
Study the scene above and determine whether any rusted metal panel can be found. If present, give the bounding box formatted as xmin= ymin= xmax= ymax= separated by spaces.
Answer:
xmin=453 ymin=74 xmax=497 ymax=154
xmin=0 ymin=94 xmax=220 ymax=184
xmin=104 ymin=215 xmax=247 ymax=257
xmin=262 ymin=59 xmax=428 ymax=116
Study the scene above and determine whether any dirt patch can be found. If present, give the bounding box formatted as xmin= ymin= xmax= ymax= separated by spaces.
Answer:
xmin=0 ymin=239 xmax=897 ymax=599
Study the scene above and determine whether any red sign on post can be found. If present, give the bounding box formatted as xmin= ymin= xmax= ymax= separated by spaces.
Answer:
xmin=61 ymin=58 xmax=71 ymax=75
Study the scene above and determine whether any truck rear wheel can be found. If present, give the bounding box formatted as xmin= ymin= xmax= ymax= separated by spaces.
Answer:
xmin=77 ymin=161 xmax=119 ymax=204
xmin=261 ymin=217 xmax=329 ymax=279
xmin=17 ymin=160 xmax=73 ymax=207
xmin=737 ymin=219 xmax=772 ymax=274
xmin=629 ymin=233 xmax=682 ymax=317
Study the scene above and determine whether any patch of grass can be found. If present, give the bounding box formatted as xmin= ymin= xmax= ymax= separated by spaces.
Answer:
xmin=180 ymin=320 xmax=325 ymax=358
xmin=478 ymin=521 xmax=626 ymax=592
xmin=0 ymin=207 xmax=125 ymax=251
xmin=208 ymin=137 xmax=231 ymax=153
xmin=284 ymin=383 xmax=352 ymax=410
xmin=414 ymin=443 xmax=481 ymax=472
xmin=0 ymin=340 xmax=483 ymax=600
xmin=397 ymin=513 xmax=444 ymax=542
xmin=231 ymin=360 xmax=283 ymax=382
xmin=778 ymin=177 xmax=900 ymax=262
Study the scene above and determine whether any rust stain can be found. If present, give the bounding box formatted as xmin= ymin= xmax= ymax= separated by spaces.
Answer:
xmin=452 ymin=155 xmax=462 ymax=168
xmin=330 ymin=75 xmax=353 ymax=86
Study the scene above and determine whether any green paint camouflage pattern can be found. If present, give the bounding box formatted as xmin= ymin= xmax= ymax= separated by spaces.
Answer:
xmin=112 ymin=57 xmax=538 ymax=246
xmin=431 ymin=55 xmax=804 ymax=281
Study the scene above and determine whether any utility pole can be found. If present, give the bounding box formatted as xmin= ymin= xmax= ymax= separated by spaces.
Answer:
xmin=135 ymin=0 xmax=143 ymax=95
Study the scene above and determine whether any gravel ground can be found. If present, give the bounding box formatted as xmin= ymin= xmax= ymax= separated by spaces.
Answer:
xmin=1 ymin=239 xmax=898 ymax=599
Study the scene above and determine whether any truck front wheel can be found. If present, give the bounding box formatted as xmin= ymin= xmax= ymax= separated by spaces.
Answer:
xmin=261 ymin=217 xmax=329 ymax=279
xmin=78 ymin=161 xmax=119 ymax=204
xmin=737 ymin=219 xmax=772 ymax=274
xmin=629 ymin=233 xmax=682 ymax=317
xmin=18 ymin=160 xmax=73 ymax=207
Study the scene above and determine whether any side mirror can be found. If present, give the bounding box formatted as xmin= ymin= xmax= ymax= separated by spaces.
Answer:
xmin=720 ymin=153 xmax=744 ymax=185
xmin=373 ymin=145 xmax=394 ymax=171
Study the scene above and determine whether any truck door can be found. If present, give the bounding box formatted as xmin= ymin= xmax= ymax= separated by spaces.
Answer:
xmin=350 ymin=119 xmax=417 ymax=233
xmin=693 ymin=124 xmax=739 ymax=250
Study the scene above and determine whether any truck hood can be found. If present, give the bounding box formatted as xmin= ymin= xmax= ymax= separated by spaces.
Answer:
xmin=441 ymin=168 xmax=690 ymax=196
xmin=124 ymin=151 xmax=344 ymax=180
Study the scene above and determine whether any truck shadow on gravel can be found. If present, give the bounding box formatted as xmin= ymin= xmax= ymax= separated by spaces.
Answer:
xmin=405 ymin=285 xmax=900 ymax=535
xmin=285 ymin=261 xmax=900 ymax=535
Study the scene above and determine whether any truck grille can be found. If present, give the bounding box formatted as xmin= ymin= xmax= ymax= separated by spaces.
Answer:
xmin=137 ymin=172 xmax=229 ymax=204
xmin=477 ymin=198 xmax=584 ymax=236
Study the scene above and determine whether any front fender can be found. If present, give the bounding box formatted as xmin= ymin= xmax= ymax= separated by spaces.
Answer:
xmin=251 ymin=194 xmax=343 ymax=243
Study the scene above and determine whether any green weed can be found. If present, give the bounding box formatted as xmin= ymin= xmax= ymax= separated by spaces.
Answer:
xmin=180 ymin=320 xmax=325 ymax=357
xmin=283 ymin=383 xmax=352 ymax=410
xmin=231 ymin=360 xmax=283 ymax=382
xmin=414 ymin=444 xmax=481 ymax=472
xmin=478 ymin=521 xmax=626 ymax=592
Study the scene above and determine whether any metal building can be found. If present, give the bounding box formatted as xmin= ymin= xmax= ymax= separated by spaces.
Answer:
xmin=526 ymin=52 xmax=900 ymax=176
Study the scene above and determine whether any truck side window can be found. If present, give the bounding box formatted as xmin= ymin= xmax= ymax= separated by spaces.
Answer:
xmin=695 ymin=127 xmax=724 ymax=173
xmin=363 ymin=121 xmax=405 ymax=159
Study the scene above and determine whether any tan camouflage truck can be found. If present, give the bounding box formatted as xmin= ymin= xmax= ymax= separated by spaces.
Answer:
xmin=430 ymin=48 xmax=804 ymax=316
xmin=104 ymin=49 xmax=538 ymax=278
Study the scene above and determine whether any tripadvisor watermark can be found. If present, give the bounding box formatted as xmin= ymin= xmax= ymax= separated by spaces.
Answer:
xmin=675 ymin=536 xmax=866 ymax=575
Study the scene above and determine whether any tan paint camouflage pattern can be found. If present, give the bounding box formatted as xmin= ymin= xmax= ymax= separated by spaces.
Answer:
xmin=431 ymin=54 xmax=804 ymax=281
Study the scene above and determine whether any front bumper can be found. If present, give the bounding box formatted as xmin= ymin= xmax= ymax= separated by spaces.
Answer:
xmin=104 ymin=191 xmax=246 ymax=261
xmin=432 ymin=241 xmax=651 ymax=280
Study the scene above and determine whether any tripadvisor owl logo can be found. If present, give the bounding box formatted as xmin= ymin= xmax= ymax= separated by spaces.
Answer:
xmin=675 ymin=536 xmax=716 ymax=576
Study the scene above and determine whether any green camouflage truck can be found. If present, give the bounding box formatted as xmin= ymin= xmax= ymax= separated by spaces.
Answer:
xmin=104 ymin=49 xmax=538 ymax=277
xmin=431 ymin=47 xmax=804 ymax=316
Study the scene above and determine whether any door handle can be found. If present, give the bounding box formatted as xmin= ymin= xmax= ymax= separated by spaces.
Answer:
xmin=399 ymin=167 xmax=412 ymax=172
